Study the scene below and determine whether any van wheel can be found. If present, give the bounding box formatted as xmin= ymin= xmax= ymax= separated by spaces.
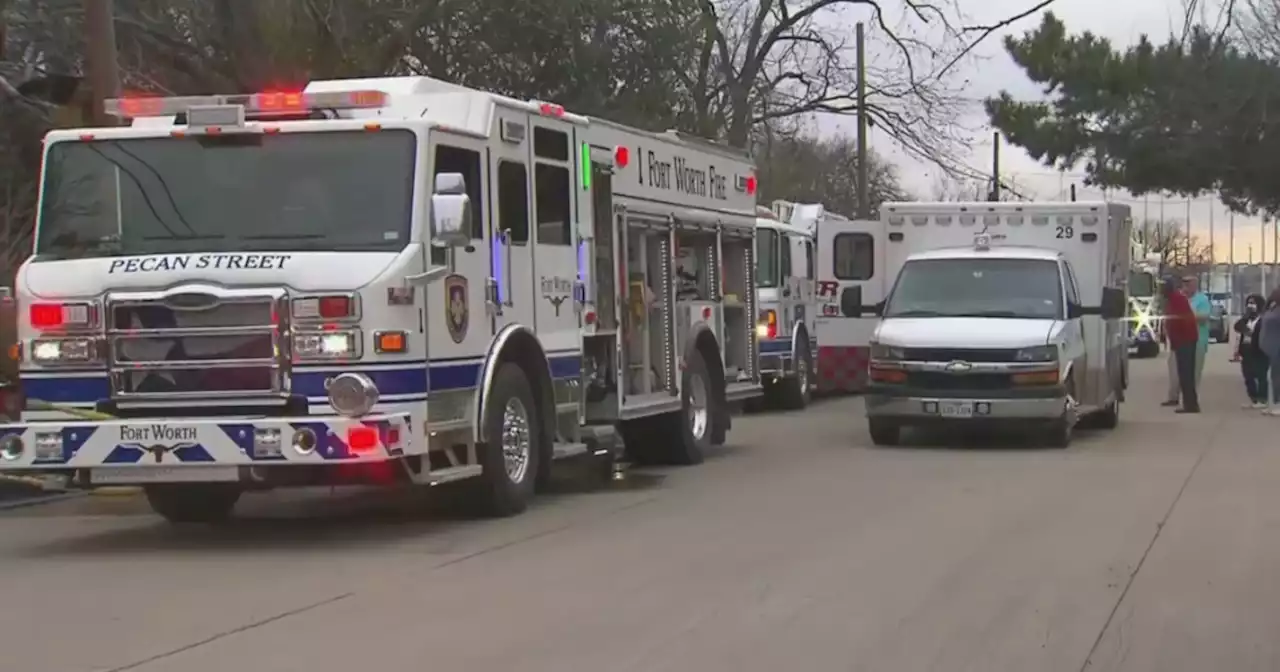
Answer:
xmin=868 ymin=418 xmax=901 ymax=446
xmin=144 ymin=484 xmax=240 ymax=524
xmin=779 ymin=341 xmax=813 ymax=410
xmin=1094 ymin=399 xmax=1120 ymax=430
xmin=474 ymin=363 xmax=540 ymax=517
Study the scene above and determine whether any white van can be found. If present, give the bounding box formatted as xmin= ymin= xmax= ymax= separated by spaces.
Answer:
xmin=855 ymin=202 xmax=1131 ymax=448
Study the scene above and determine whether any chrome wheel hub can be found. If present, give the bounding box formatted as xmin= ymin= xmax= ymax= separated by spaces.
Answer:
xmin=501 ymin=398 xmax=531 ymax=483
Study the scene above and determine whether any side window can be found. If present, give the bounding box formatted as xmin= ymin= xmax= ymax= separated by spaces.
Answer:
xmin=833 ymin=232 xmax=874 ymax=280
xmin=497 ymin=161 xmax=530 ymax=244
xmin=1062 ymin=262 xmax=1080 ymax=304
xmin=532 ymin=126 xmax=572 ymax=246
xmin=804 ymin=240 xmax=815 ymax=279
xmin=780 ymin=235 xmax=793 ymax=278
xmin=534 ymin=163 xmax=571 ymax=245
xmin=433 ymin=145 xmax=484 ymax=239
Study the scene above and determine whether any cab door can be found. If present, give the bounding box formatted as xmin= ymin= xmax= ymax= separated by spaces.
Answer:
xmin=427 ymin=136 xmax=490 ymax=363
xmin=527 ymin=120 xmax=580 ymax=357
xmin=815 ymin=219 xmax=883 ymax=352
xmin=489 ymin=111 xmax=536 ymax=335
xmin=1060 ymin=260 xmax=1091 ymax=401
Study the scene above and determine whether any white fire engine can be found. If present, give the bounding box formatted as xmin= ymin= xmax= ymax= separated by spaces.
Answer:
xmin=750 ymin=203 xmax=817 ymax=409
xmin=2 ymin=76 xmax=763 ymax=522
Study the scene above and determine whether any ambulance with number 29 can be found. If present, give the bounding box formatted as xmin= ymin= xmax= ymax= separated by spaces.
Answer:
xmin=1 ymin=75 xmax=764 ymax=523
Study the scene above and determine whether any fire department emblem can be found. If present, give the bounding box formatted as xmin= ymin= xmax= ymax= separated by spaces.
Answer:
xmin=444 ymin=274 xmax=469 ymax=343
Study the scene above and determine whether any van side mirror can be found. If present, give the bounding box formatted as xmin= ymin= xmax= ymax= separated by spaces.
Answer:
xmin=840 ymin=286 xmax=862 ymax=317
xmin=1067 ymin=302 xmax=1084 ymax=319
xmin=430 ymin=172 xmax=472 ymax=248
xmin=1100 ymin=287 xmax=1127 ymax=319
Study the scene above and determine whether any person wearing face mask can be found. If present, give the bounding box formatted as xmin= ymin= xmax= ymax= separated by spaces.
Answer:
xmin=1234 ymin=294 xmax=1268 ymax=408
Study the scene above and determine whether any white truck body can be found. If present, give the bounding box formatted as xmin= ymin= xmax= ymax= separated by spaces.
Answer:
xmin=751 ymin=202 xmax=818 ymax=407
xmin=860 ymin=201 xmax=1131 ymax=446
xmin=2 ymin=76 xmax=762 ymax=519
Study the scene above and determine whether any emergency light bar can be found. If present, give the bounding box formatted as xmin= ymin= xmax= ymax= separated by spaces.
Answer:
xmin=103 ymin=90 xmax=388 ymax=119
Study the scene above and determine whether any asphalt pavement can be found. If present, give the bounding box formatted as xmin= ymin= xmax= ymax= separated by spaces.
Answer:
xmin=1 ymin=345 xmax=1276 ymax=672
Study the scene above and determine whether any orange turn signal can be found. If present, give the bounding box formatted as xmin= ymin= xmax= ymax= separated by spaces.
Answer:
xmin=374 ymin=331 xmax=406 ymax=354
xmin=1012 ymin=370 xmax=1059 ymax=385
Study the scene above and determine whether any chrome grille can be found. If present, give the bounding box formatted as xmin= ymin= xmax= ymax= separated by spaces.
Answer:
xmin=901 ymin=347 xmax=1018 ymax=363
xmin=107 ymin=289 xmax=289 ymax=399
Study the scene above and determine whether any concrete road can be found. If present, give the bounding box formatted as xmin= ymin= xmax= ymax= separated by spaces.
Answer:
xmin=1 ymin=346 xmax=1276 ymax=672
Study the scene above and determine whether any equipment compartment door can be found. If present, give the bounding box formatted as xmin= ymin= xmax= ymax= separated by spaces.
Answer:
xmin=489 ymin=111 xmax=537 ymax=336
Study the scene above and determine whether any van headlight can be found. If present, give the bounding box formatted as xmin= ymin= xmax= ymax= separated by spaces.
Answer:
xmin=1015 ymin=345 xmax=1057 ymax=362
xmin=294 ymin=330 xmax=361 ymax=359
xmin=30 ymin=338 xmax=98 ymax=365
xmin=870 ymin=342 xmax=904 ymax=360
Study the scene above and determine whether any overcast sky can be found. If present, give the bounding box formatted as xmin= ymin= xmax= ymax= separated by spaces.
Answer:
xmin=821 ymin=0 xmax=1273 ymax=263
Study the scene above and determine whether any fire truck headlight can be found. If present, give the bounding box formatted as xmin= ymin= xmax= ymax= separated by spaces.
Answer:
xmin=326 ymin=373 xmax=379 ymax=417
xmin=294 ymin=330 xmax=361 ymax=359
xmin=30 ymin=338 xmax=97 ymax=365
xmin=0 ymin=434 xmax=24 ymax=460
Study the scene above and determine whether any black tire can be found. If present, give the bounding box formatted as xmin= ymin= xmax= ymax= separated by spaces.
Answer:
xmin=868 ymin=418 xmax=901 ymax=446
xmin=664 ymin=349 xmax=715 ymax=465
xmin=620 ymin=418 xmax=665 ymax=465
xmin=1093 ymin=398 xmax=1120 ymax=430
xmin=144 ymin=484 xmax=241 ymax=524
xmin=779 ymin=340 xmax=812 ymax=410
xmin=474 ymin=363 xmax=541 ymax=517
xmin=1044 ymin=377 xmax=1076 ymax=448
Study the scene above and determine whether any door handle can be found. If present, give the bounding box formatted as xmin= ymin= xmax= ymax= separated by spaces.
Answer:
xmin=501 ymin=228 xmax=514 ymax=307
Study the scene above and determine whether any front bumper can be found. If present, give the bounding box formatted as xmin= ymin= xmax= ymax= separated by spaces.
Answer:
xmin=0 ymin=413 xmax=414 ymax=474
xmin=866 ymin=386 xmax=1067 ymax=423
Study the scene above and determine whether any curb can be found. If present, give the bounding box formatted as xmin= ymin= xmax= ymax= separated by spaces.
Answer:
xmin=0 ymin=491 xmax=85 ymax=511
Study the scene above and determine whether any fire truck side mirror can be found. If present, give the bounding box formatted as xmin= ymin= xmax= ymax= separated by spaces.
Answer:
xmin=430 ymin=172 xmax=472 ymax=248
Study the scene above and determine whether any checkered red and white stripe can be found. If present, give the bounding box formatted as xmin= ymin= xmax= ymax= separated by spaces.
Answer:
xmin=816 ymin=345 xmax=869 ymax=393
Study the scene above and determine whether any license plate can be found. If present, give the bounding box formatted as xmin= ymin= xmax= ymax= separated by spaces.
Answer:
xmin=938 ymin=401 xmax=974 ymax=418
xmin=90 ymin=466 xmax=240 ymax=485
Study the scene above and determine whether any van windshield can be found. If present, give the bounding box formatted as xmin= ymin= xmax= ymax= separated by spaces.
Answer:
xmin=755 ymin=228 xmax=779 ymax=288
xmin=36 ymin=130 xmax=417 ymax=259
xmin=885 ymin=257 xmax=1064 ymax=320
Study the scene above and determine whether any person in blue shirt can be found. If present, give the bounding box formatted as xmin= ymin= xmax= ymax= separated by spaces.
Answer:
xmin=1184 ymin=276 xmax=1212 ymax=385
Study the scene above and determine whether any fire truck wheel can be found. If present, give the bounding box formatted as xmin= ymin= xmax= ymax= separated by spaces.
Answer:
xmin=779 ymin=341 xmax=813 ymax=410
xmin=143 ymin=484 xmax=241 ymax=524
xmin=474 ymin=363 xmax=541 ymax=517
xmin=667 ymin=349 xmax=713 ymax=465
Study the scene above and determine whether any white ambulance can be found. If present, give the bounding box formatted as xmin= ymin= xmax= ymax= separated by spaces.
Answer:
xmin=809 ymin=207 xmax=883 ymax=394
xmin=857 ymin=202 xmax=1130 ymax=448
xmin=2 ymin=76 xmax=763 ymax=522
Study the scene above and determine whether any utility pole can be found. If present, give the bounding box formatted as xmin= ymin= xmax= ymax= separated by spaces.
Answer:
xmin=855 ymin=22 xmax=869 ymax=219
xmin=83 ymin=0 xmax=120 ymax=126
xmin=989 ymin=132 xmax=1000 ymax=201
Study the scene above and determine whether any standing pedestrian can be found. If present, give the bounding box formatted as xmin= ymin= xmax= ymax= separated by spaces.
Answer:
xmin=1257 ymin=289 xmax=1280 ymax=416
xmin=1185 ymin=276 xmax=1212 ymax=386
xmin=1161 ymin=276 xmax=1200 ymax=413
xmin=1162 ymin=277 xmax=1184 ymax=407
xmin=1234 ymin=294 xmax=1267 ymax=408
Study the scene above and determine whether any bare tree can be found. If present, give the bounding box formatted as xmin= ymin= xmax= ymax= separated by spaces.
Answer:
xmin=756 ymin=128 xmax=909 ymax=213
xmin=1139 ymin=219 xmax=1213 ymax=272
xmin=687 ymin=0 xmax=1059 ymax=174
xmin=929 ymin=173 xmax=1029 ymax=201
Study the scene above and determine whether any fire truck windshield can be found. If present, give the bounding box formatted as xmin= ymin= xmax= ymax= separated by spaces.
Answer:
xmin=35 ymin=129 xmax=416 ymax=259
